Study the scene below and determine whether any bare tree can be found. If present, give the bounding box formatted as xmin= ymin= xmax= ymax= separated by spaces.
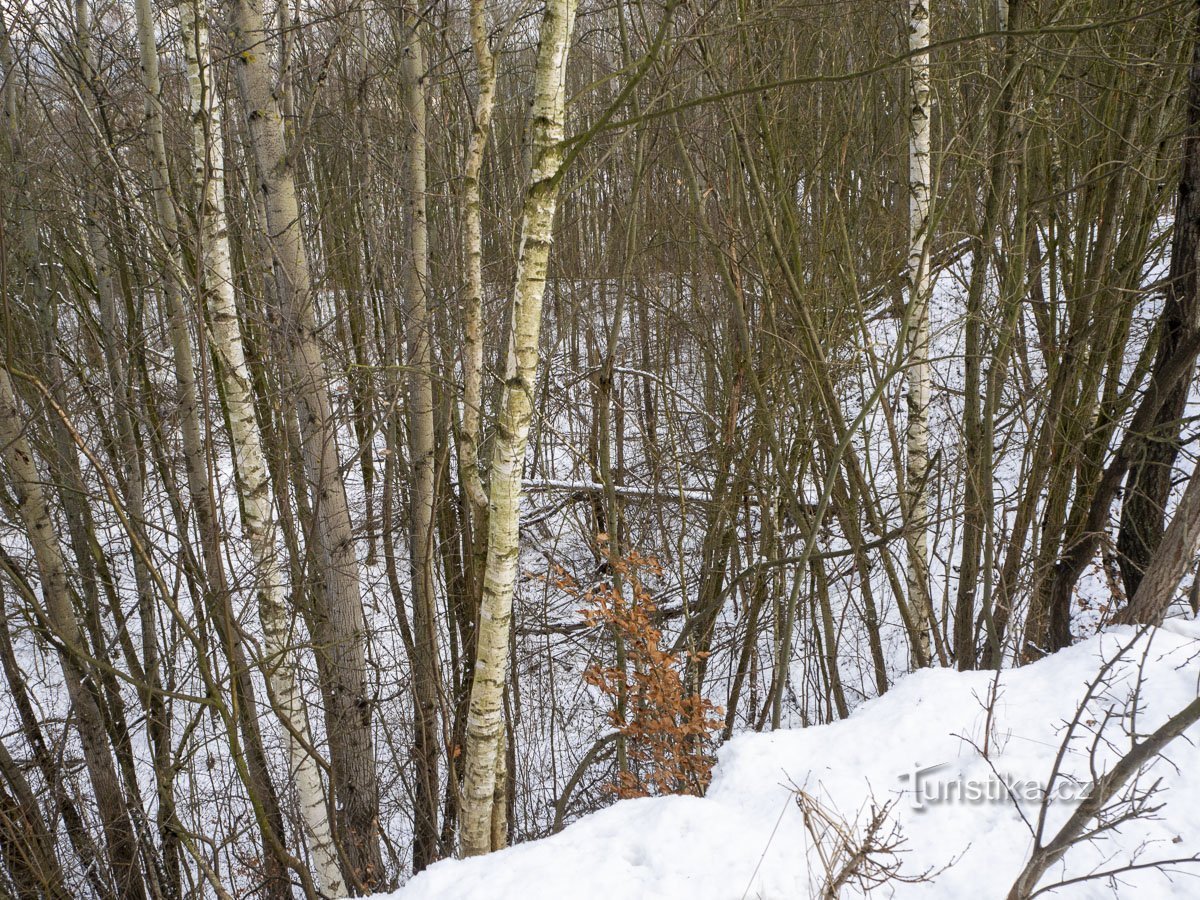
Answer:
xmin=222 ymin=0 xmax=383 ymax=885
xmin=903 ymin=0 xmax=935 ymax=667
xmin=460 ymin=0 xmax=580 ymax=857
xmin=178 ymin=0 xmax=345 ymax=891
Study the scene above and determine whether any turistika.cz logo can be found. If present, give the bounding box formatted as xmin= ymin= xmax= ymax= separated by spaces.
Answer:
xmin=899 ymin=762 xmax=1091 ymax=812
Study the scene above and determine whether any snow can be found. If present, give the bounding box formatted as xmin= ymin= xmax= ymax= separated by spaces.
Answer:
xmin=377 ymin=623 xmax=1200 ymax=899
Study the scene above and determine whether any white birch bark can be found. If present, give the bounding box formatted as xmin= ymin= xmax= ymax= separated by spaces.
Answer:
xmin=461 ymin=0 xmax=503 ymax=849
xmin=459 ymin=0 xmax=579 ymax=858
xmin=224 ymin=0 xmax=382 ymax=882
xmin=460 ymin=0 xmax=498 ymax=524
xmin=178 ymin=2 xmax=345 ymax=892
xmin=126 ymin=6 xmax=302 ymax=894
xmin=904 ymin=0 xmax=935 ymax=664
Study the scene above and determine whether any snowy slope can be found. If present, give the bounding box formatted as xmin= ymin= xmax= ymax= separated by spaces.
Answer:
xmin=380 ymin=623 xmax=1200 ymax=899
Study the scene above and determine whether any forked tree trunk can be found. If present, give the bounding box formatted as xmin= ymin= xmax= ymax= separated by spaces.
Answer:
xmin=459 ymin=0 xmax=579 ymax=857
xmin=178 ymin=1 xmax=345 ymax=893
xmin=223 ymin=0 xmax=383 ymax=886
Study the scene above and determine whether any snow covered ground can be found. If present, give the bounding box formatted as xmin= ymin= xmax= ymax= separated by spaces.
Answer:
xmin=379 ymin=623 xmax=1200 ymax=899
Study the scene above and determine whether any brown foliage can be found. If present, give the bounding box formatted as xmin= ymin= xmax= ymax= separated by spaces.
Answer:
xmin=565 ymin=545 xmax=723 ymax=799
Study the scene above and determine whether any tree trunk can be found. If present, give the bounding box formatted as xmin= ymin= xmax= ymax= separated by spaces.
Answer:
xmin=0 ymin=370 xmax=146 ymax=900
xmin=401 ymin=8 xmax=443 ymax=872
xmin=223 ymin=0 xmax=383 ymax=887
xmin=1118 ymin=0 xmax=1200 ymax=597
xmin=459 ymin=0 xmax=498 ymax=578
xmin=459 ymin=0 xmax=579 ymax=857
xmin=1117 ymin=456 xmax=1200 ymax=625
xmin=904 ymin=0 xmax=935 ymax=665
xmin=129 ymin=3 xmax=297 ymax=894
xmin=179 ymin=1 xmax=345 ymax=893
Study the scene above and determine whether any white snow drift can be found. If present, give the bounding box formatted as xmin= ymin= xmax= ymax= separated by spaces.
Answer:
xmin=379 ymin=623 xmax=1200 ymax=899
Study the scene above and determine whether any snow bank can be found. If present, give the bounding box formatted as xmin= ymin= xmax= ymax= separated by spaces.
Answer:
xmin=380 ymin=624 xmax=1200 ymax=899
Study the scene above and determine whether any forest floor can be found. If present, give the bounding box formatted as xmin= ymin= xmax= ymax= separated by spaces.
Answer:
xmin=380 ymin=620 xmax=1200 ymax=899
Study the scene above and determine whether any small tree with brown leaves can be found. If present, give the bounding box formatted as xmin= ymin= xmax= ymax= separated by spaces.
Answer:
xmin=568 ymin=549 xmax=724 ymax=799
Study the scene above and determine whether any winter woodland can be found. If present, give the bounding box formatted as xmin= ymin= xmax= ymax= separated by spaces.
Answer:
xmin=2 ymin=0 xmax=1200 ymax=897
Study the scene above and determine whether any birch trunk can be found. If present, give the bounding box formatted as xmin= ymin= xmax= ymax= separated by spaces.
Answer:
xmin=450 ymin=0 xmax=501 ymax=852
xmin=904 ymin=0 xmax=935 ymax=664
xmin=223 ymin=0 xmax=384 ymax=885
xmin=127 ymin=3 xmax=297 ymax=894
xmin=178 ymin=1 xmax=345 ymax=893
xmin=459 ymin=0 xmax=579 ymax=857
xmin=460 ymin=0 xmax=498 ymax=538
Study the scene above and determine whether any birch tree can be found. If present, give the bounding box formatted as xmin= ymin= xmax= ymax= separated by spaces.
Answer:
xmin=459 ymin=0 xmax=580 ymax=857
xmin=125 ymin=1 xmax=298 ymax=891
xmin=459 ymin=0 xmax=498 ymax=613
xmin=452 ymin=0 xmax=504 ymax=852
xmin=904 ymin=0 xmax=934 ymax=663
xmin=1 ymin=0 xmax=1195 ymax=886
xmin=223 ymin=0 xmax=384 ymax=885
xmin=178 ymin=0 xmax=345 ymax=892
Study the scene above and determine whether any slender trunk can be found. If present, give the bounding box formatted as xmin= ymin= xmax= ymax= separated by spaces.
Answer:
xmin=129 ymin=3 xmax=296 ymax=894
xmin=459 ymin=0 xmax=579 ymax=857
xmin=4 ymin=24 xmax=146 ymax=896
xmin=224 ymin=0 xmax=384 ymax=886
xmin=460 ymin=0 xmax=497 ymax=543
xmin=179 ymin=2 xmax=345 ymax=893
xmin=0 ymin=735 xmax=70 ymax=899
xmin=0 ymin=370 xmax=146 ymax=900
xmin=956 ymin=0 xmax=1020 ymax=669
xmin=904 ymin=0 xmax=934 ymax=665
xmin=401 ymin=9 xmax=443 ymax=872
xmin=454 ymin=15 xmax=498 ymax=815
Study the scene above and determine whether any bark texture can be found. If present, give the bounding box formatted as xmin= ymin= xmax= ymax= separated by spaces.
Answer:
xmin=459 ymin=0 xmax=579 ymax=857
xmin=180 ymin=1 xmax=345 ymax=892
xmin=401 ymin=10 xmax=444 ymax=872
xmin=223 ymin=0 xmax=383 ymax=886
xmin=0 ymin=370 xmax=146 ymax=900
xmin=1118 ymin=0 xmax=1200 ymax=597
xmin=904 ymin=0 xmax=935 ymax=664
xmin=1117 ymin=459 xmax=1200 ymax=625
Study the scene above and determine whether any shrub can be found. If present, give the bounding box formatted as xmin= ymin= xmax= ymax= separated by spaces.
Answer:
xmin=566 ymin=545 xmax=723 ymax=799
